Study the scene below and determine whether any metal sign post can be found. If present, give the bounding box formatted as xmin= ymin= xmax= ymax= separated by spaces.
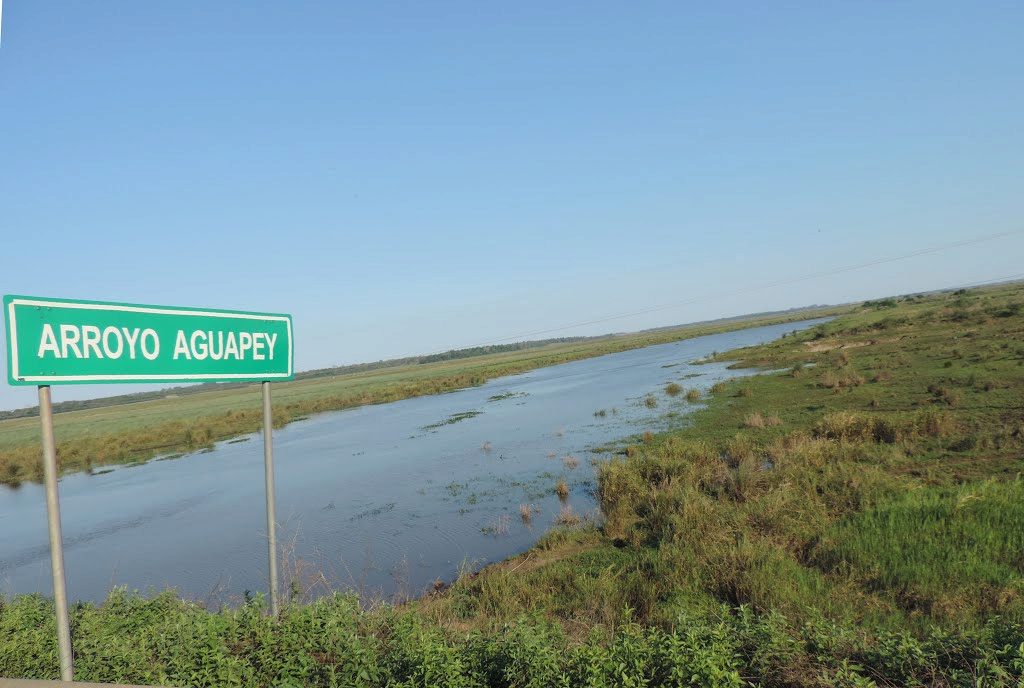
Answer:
xmin=262 ymin=381 xmax=279 ymax=616
xmin=3 ymin=294 xmax=296 ymax=674
xmin=37 ymin=385 xmax=74 ymax=681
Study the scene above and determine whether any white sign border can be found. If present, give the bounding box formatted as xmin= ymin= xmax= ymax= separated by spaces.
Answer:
xmin=7 ymin=297 xmax=294 ymax=383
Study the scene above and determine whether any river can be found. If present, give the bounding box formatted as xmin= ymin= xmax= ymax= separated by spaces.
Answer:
xmin=0 ymin=318 xmax=827 ymax=604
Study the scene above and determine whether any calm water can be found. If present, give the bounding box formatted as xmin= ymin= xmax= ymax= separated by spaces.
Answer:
xmin=0 ymin=319 xmax=827 ymax=604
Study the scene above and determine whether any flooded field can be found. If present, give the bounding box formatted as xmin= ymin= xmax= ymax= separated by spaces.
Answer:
xmin=0 ymin=319 xmax=828 ymax=604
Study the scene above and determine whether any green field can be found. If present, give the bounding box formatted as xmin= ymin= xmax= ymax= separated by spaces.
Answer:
xmin=0 ymin=306 xmax=847 ymax=486
xmin=3 ymin=283 xmax=1024 ymax=686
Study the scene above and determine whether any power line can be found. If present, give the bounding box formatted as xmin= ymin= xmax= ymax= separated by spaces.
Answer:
xmin=941 ymin=272 xmax=1024 ymax=290
xmin=440 ymin=229 xmax=1023 ymax=351
xmin=471 ymin=272 xmax=1024 ymax=393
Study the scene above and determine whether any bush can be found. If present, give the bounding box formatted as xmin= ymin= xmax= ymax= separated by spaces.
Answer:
xmin=820 ymin=371 xmax=865 ymax=390
xmin=928 ymin=385 xmax=961 ymax=408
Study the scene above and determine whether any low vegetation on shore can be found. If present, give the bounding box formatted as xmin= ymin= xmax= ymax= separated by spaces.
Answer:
xmin=2 ymin=283 xmax=1022 ymax=685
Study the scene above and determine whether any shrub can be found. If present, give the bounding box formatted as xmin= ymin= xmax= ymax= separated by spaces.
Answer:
xmin=928 ymin=385 xmax=961 ymax=408
xmin=665 ymin=383 xmax=682 ymax=397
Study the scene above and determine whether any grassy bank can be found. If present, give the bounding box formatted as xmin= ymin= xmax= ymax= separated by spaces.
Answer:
xmin=2 ymin=282 xmax=1023 ymax=686
xmin=0 ymin=306 xmax=845 ymax=487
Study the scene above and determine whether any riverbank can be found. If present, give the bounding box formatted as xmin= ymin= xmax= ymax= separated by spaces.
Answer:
xmin=2 ymin=282 xmax=1023 ymax=685
xmin=0 ymin=306 xmax=847 ymax=487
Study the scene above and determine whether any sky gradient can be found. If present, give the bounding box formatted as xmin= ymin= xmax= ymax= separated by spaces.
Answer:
xmin=1 ymin=1 xmax=1022 ymax=410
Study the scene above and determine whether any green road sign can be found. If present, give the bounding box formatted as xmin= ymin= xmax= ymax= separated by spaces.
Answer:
xmin=4 ymin=295 xmax=293 ymax=385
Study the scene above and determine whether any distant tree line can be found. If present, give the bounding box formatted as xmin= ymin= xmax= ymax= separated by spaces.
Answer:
xmin=416 ymin=337 xmax=588 ymax=364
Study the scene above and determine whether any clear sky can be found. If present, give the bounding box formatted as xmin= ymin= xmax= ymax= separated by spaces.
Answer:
xmin=1 ymin=1 xmax=1022 ymax=411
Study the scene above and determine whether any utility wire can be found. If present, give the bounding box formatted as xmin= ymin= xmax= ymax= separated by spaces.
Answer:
xmin=442 ymin=229 xmax=1023 ymax=351
xmin=503 ymin=270 xmax=1024 ymax=388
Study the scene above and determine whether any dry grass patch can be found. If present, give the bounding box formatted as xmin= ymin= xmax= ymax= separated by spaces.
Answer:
xmin=555 ymin=504 xmax=581 ymax=526
xmin=745 ymin=412 xmax=767 ymax=429
xmin=820 ymin=370 xmax=865 ymax=390
xmin=744 ymin=412 xmax=781 ymax=428
xmin=519 ymin=503 xmax=536 ymax=523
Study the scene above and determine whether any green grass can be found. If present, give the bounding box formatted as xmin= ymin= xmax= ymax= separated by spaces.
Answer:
xmin=422 ymin=410 xmax=484 ymax=431
xmin=409 ymin=281 xmax=1024 ymax=681
xmin=4 ymin=283 xmax=1024 ymax=685
xmin=814 ymin=480 xmax=1024 ymax=619
xmin=0 ymin=306 xmax=846 ymax=486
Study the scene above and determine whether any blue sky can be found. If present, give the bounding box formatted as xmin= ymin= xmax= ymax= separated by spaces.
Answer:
xmin=1 ymin=1 xmax=1022 ymax=411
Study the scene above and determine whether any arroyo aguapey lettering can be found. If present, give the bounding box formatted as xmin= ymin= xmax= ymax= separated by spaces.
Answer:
xmin=35 ymin=324 xmax=277 ymax=362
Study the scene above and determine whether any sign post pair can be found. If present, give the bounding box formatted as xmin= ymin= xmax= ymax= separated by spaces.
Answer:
xmin=4 ymin=295 xmax=295 ymax=681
